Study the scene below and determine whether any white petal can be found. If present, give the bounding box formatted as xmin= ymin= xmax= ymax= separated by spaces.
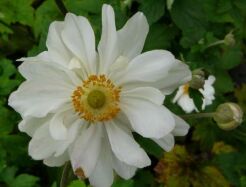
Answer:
xmin=18 ymin=116 xmax=50 ymax=137
xmin=46 ymin=21 xmax=72 ymax=67
xmin=172 ymin=114 xmax=190 ymax=136
xmin=62 ymin=13 xmax=97 ymax=74
xmin=49 ymin=107 xmax=73 ymax=140
xmin=28 ymin=122 xmax=59 ymax=160
xmin=43 ymin=152 xmax=69 ymax=167
xmin=89 ymin=141 xmax=114 ymax=187
xmin=98 ymin=4 xmax=119 ymax=74
xmin=112 ymin=153 xmax=137 ymax=180
xmin=172 ymin=85 xmax=185 ymax=103
xmin=8 ymin=80 xmax=71 ymax=118
xmin=54 ymin=118 xmax=82 ymax=157
xmin=106 ymin=120 xmax=151 ymax=168
xmin=18 ymin=60 xmax=80 ymax=86
xmin=152 ymin=134 xmax=174 ymax=151
xmin=121 ymin=87 xmax=165 ymax=105
xmin=117 ymin=12 xmax=149 ymax=60
xmin=177 ymin=94 xmax=198 ymax=113
xmin=70 ymin=124 xmax=102 ymax=177
xmin=121 ymin=97 xmax=175 ymax=138
xmin=157 ymin=60 xmax=191 ymax=95
xmin=118 ymin=50 xmax=175 ymax=85
xmin=199 ymin=75 xmax=216 ymax=109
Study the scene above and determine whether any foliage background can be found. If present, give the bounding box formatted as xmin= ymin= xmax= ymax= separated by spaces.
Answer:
xmin=0 ymin=0 xmax=246 ymax=186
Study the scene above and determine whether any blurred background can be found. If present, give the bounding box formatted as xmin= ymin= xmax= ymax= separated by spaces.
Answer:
xmin=0 ymin=0 xmax=246 ymax=186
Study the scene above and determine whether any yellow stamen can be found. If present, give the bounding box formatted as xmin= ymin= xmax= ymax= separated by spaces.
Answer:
xmin=183 ymin=84 xmax=189 ymax=94
xmin=72 ymin=74 xmax=121 ymax=122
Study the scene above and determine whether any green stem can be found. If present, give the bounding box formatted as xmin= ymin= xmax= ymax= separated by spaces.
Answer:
xmin=180 ymin=112 xmax=215 ymax=120
xmin=55 ymin=0 xmax=68 ymax=16
xmin=60 ymin=162 xmax=74 ymax=187
xmin=205 ymin=40 xmax=225 ymax=49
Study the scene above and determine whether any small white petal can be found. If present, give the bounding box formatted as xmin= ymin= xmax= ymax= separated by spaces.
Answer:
xmin=172 ymin=85 xmax=186 ymax=103
xmin=106 ymin=120 xmax=151 ymax=168
xmin=172 ymin=114 xmax=190 ymax=136
xmin=98 ymin=4 xmax=119 ymax=74
xmin=121 ymin=97 xmax=175 ymax=138
xmin=122 ymin=87 xmax=165 ymax=105
xmin=199 ymin=75 xmax=216 ymax=109
xmin=117 ymin=12 xmax=149 ymax=60
xmin=177 ymin=94 xmax=198 ymax=113
xmin=152 ymin=134 xmax=174 ymax=152
xmin=70 ymin=124 xmax=102 ymax=177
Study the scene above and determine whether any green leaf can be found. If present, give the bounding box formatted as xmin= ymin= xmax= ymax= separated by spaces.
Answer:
xmin=135 ymin=134 xmax=163 ymax=158
xmin=189 ymin=88 xmax=203 ymax=111
xmin=112 ymin=179 xmax=134 ymax=187
xmin=10 ymin=174 xmax=39 ymax=187
xmin=213 ymin=70 xmax=234 ymax=93
xmin=214 ymin=152 xmax=246 ymax=186
xmin=143 ymin=23 xmax=178 ymax=51
xmin=171 ymin=0 xmax=208 ymax=47
xmin=220 ymin=46 xmax=242 ymax=69
xmin=0 ymin=58 xmax=20 ymax=96
xmin=33 ymin=0 xmax=63 ymax=39
xmin=68 ymin=180 xmax=87 ymax=187
xmin=139 ymin=0 xmax=165 ymax=25
xmin=65 ymin=0 xmax=102 ymax=14
xmin=0 ymin=0 xmax=34 ymax=26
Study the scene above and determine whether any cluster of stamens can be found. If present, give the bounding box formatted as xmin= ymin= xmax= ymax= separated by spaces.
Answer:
xmin=72 ymin=75 xmax=121 ymax=122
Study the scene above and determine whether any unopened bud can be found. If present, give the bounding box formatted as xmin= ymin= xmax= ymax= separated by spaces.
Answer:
xmin=224 ymin=32 xmax=235 ymax=46
xmin=189 ymin=69 xmax=205 ymax=89
xmin=213 ymin=103 xmax=243 ymax=131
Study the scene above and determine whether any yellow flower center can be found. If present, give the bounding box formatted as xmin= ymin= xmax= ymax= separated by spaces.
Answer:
xmin=183 ymin=84 xmax=189 ymax=94
xmin=72 ymin=75 xmax=121 ymax=122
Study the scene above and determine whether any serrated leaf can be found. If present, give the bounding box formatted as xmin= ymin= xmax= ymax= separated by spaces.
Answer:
xmin=0 ymin=0 xmax=34 ymax=26
xmin=0 ymin=58 xmax=20 ymax=96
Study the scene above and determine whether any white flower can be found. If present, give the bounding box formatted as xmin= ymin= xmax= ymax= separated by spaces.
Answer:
xmin=9 ymin=4 xmax=191 ymax=187
xmin=173 ymin=75 xmax=216 ymax=113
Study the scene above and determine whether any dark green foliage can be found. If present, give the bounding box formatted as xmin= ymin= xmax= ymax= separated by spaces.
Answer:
xmin=0 ymin=0 xmax=245 ymax=186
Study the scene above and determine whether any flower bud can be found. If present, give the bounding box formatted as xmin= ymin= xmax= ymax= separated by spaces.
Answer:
xmin=213 ymin=103 xmax=243 ymax=131
xmin=224 ymin=32 xmax=235 ymax=46
xmin=189 ymin=69 xmax=205 ymax=89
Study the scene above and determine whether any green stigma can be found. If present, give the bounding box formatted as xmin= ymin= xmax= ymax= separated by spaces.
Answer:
xmin=87 ymin=90 xmax=106 ymax=109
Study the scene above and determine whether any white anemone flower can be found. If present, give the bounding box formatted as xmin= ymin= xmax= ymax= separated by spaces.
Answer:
xmin=9 ymin=4 xmax=191 ymax=187
xmin=173 ymin=75 xmax=216 ymax=113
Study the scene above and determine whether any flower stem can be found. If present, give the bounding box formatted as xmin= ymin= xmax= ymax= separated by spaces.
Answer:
xmin=60 ymin=162 xmax=76 ymax=187
xmin=55 ymin=0 xmax=68 ymax=16
xmin=205 ymin=40 xmax=225 ymax=49
xmin=180 ymin=112 xmax=215 ymax=120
